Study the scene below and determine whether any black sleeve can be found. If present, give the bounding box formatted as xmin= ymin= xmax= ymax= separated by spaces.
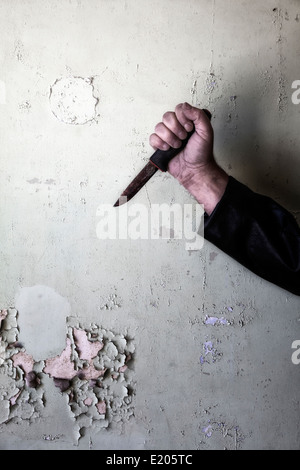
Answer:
xmin=204 ymin=177 xmax=300 ymax=295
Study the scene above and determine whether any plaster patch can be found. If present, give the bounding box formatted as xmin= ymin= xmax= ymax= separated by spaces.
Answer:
xmin=15 ymin=285 xmax=70 ymax=361
xmin=49 ymin=76 xmax=99 ymax=125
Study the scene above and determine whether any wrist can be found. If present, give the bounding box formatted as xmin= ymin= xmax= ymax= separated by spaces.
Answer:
xmin=169 ymin=159 xmax=229 ymax=215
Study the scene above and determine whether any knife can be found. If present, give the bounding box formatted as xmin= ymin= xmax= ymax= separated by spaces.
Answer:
xmin=113 ymin=109 xmax=211 ymax=207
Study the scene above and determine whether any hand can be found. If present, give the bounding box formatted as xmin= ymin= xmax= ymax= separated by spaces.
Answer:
xmin=149 ymin=102 xmax=229 ymax=215
xmin=149 ymin=102 xmax=214 ymax=172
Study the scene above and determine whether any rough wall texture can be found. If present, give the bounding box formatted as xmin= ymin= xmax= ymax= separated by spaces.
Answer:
xmin=0 ymin=0 xmax=299 ymax=450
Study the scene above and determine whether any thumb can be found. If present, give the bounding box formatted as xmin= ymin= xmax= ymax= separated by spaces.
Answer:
xmin=180 ymin=103 xmax=213 ymax=141
xmin=202 ymin=109 xmax=212 ymax=121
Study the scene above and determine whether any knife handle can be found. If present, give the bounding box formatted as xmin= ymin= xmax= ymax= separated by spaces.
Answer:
xmin=149 ymin=109 xmax=212 ymax=172
xmin=150 ymin=130 xmax=194 ymax=172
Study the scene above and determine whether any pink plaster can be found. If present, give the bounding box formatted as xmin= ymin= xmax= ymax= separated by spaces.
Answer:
xmin=10 ymin=390 xmax=21 ymax=406
xmin=43 ymin=330 xmax=106 ymax=382
xmin=44 ymin=338 xmax=76 ymax=380
xmin=73 ymin=328 xmax=103 ymax=361
xmin=84 ymin=397 xmax=93 ymax=406
xmin=96 ymin=400 xmax=106 ymax=415
xmin=12 ymin=351 xmax=34 ymax=375
xmin=80 ymin=363 xmax=106 ymax=380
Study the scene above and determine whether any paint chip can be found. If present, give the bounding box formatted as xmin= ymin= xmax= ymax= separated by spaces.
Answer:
xmin=1 ymin=308 xmax=135 ymax=438
xmin=200 ymin=340 xmax=222 ymax=365
xmin=204 ymin=316 xmax=229 ymax=326
xmin=43 ymin=320 xmax=135 ymax=433
xmin=0 ymin=308 xmax=45 ymax=425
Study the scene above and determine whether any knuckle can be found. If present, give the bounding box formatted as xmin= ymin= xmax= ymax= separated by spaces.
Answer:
xmin=194 ymin=108 xmax=202 ymax=118
xmin=149 ymin=133 xmax=156 ymax=143
xmin=162 ymin=111 xmax=174 ymax=123
xmin=175 ymin=103 xmax=184 ymax=113
xmin=149 ymin=133 xmax=160 ymax=148
xmin=154 ymin=122 xmax=164 ymax=133
xmin=171 ymin=139 xmax=182 ymax=149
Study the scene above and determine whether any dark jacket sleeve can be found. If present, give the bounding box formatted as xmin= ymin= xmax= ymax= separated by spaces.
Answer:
xmin=204 ymin=177 xmax=300 ymax=295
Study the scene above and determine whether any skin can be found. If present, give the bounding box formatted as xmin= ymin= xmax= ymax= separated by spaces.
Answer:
xmin=149 ymin=102 xmax=229 ymax=215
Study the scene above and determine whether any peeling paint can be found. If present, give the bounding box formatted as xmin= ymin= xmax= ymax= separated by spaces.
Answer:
xmin=203 ymin=303 xmax=258 ymax=329
xmin=204 ymin=316 xmax=230 ymax=326
xmin=202 ymin=419 xmax=245 ymax=450
xmin=0 ymin=308 xmax=44 ymax=426
xmin=200 ymin=340 xmax=222 ymax=365
xmin=0 ymin=309 xmax=135 ymax=440
xmin=45 ymin=319 xmax=136 ymax=435
xmin=18 ymin=100 xmax=31 ymax=111
xmin=100 ymin=293 xmax=122 ymax=311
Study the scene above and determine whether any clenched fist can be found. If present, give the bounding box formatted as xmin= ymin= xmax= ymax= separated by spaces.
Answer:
xmin=150 ymin=103 xmax=228 ymax=215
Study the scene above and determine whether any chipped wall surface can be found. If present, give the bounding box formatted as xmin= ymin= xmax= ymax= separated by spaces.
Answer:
xmin=0 ymin=0 xmax=300 ymax=450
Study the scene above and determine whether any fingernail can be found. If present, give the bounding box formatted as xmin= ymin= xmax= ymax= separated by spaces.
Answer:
xmin=183 ymin=102 xmax=192 ymax=110
xmin=173 ymin=140 xmax=182 ymax=149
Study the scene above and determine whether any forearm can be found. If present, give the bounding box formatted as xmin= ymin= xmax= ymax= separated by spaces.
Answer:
xmin=168 ymin=158 xmax=229 ymax=215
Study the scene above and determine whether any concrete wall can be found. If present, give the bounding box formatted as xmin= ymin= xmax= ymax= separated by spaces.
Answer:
xmin=0 ymin=0 xmax=299 ymax=450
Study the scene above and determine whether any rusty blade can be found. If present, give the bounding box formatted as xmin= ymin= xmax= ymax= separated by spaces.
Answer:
xmin=113 ymin=161 xmax=158 ymax=207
